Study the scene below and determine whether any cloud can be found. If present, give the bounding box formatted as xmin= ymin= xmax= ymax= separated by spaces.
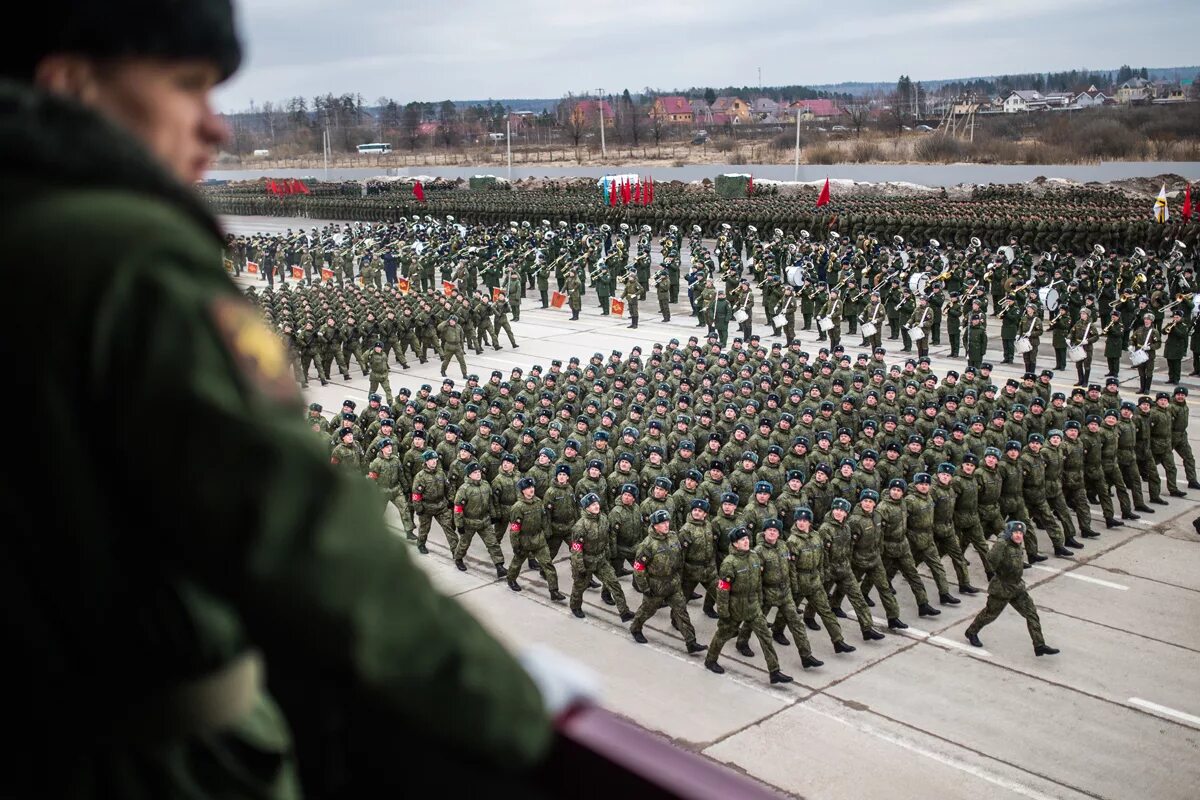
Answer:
xmin=215 ymin=0 xmax=1200 ymax=110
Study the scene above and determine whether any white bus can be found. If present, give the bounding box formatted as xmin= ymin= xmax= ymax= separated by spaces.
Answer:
xmin=356 ymin=142 xmax=392 ymax=154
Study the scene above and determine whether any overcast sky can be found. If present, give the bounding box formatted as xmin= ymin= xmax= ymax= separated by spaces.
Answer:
xmin=214 ymin=0 xmax=1199 ymax=111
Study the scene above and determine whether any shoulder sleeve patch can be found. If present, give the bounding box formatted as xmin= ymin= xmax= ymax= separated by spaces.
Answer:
xmin=209 ymin=295 xmax=299 ymax=404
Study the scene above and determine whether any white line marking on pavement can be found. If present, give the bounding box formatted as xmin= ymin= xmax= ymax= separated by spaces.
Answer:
xmin=871 ymin=617 xmax=993 ymax=658
xmin=1030 ymin=565 xmax=1129 ymax=590
xmin=801 ymin=702 xmax=1061 ymax=800
xmin=1128 ymin=698 xmax=1200 ymax=729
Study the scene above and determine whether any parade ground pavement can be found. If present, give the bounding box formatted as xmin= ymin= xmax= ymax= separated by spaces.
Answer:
xmin=226 ymin=216 xmax=1200 ymax=800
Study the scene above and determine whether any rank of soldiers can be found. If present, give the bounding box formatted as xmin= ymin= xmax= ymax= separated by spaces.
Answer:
xmin=303 ymin=336 xmax=1196 ymax=677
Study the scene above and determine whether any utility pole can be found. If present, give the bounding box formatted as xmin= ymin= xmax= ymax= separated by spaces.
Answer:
xmin=793 ymin=108 xmax=801 ymax=181
xmin=506 ymin=116 xmax=512 ymax=180
xmin=596 ymin=88 xmax=606 ymax=159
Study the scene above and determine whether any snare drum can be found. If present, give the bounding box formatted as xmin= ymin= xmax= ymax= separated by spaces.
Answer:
xmin=818 ymin=316 xmax=834 ymax=332
xmin=734 ymin=309 xmax=749 ymax=324
xmin=907 ymin=326 xmax=925 ymax=342
xmin=1067 ymin=345 xmax=1087 ymax=362
xmin=1014 ymin=336 xmax=1032 ymax=354
xmin=861 ymin=322 xmax=877 ymax=337
xmin=1130 ymin=348 xmax=1150 ymax=367
xmin=772 ymin=314 xmax=787 ymax=328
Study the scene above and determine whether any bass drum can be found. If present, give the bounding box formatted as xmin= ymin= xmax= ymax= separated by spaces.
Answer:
xmin=1037 ymin=286 xmax=1060 ymax=312
xmin=908 ymin=271 xmax=929 ymax=296
xmin=785 ymin=265 xmax=806 ymax=287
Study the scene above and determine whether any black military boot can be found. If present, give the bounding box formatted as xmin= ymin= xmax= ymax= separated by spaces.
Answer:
xmin=527 ymin=557 xmax=539 ymax=569
xmin=1034 ymin=644 xmax=1060 ymax=656
xmin=507 ymin=579 xmax=522 ymax=592
xmin=862 ymin=628 xmax=886 ymax=641
xmin=1151 ymin=497 xmax=1169 ymax=506
xmin=773 ymin=631 xmax=790 ymax=646
xmin=705 ymin=660 xmax=725 ymax=674
xmin=959 ymin=585 xmax=980 ymax=595
xmin=417 ymin=543 xmax=429 ymax=555
xmin=735 ymin=642 xmax=755 ymax=658
xmin=686 ymin=641 xmax=706 ymax=654
xmin=600 ymin=589 xmax=616 ymax=606
xmin=965 ymin=631 xmax=983 ymax=648
xmin=801 ymin=655 xmax=824 ymax=669
xmin=939 ymin=593 xmax=961 ymax=605
xmin=571 ymin=607 xmax=585 ymax=619
xmin=1188 ymin=481 xmax=1200 ymax=490
xmin=1054 ymin=545 xmax=1074 ymax=557
xmin=831 ymin=606 xmax=848 ymax=619
xmin=833 ymin=640 xmax=856 ymax=654
xmin=804 ymin=617 xmax=821 ymax=631
xmin=887 ymin=617 xmax=908 ymax=630
xmin=454 ymin=558 xmax=467 ymax=571
xmin=619 ymin=610 xmax=635 ymax=622
xmin=1030 ymin=553 xmax=1049 ymax=562
xmin=769 ymin=670 xmax=794 ymax=684
xmin=549 ymin=590 xmax=566 ymax=603
xmin=494 ymin=563 xmax=506 ymax=578
xmin=589 ymin=578 xmax=602 ymax=589
xmin=1135 ymin=504 xmax=1154 ymax=513
xmin=1105 ymin=518 xmax=1124 ymax=528
xmin=1064 ymin=537 xmax=1084 ymax=549
xmin=1122 ymin=512 xmax=1140 ymax=521
xmin=918 ymin=603 xmax=941 ymax=617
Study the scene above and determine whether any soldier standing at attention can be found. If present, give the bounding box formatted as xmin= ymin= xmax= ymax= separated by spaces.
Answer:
xmin=629 ymin=510 xmax=707 ymax=654
xmin=705 ymin=527 xmax=794 ymax=683
xmin=656 ymin=268 xmax=672 ymax=322
xmin=0 ymin=4 xmax=554 ymax=794
xmin=622 ymin=269 xmax=641 ymax=328
xmin=965 ymin=522 xmax=1060 ymax=656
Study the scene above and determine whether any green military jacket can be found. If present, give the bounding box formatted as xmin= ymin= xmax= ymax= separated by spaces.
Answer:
xmin=1 ymin=83 xmax=548 ymax=797
xmin=715 ymin=548 xmax=765 ymax=620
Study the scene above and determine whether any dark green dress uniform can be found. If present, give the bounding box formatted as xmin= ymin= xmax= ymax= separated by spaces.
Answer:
xmin=2 ymin=83 xmax=548 ymax=797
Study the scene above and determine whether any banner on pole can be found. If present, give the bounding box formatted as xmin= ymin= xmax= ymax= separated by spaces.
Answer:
xmin=246 ymin=260 xmax=259 ymax=274
xmin=550 ymin=291 xmax=567 ymax=309
xmin=610 ymin=298 xmax=625 ymax=316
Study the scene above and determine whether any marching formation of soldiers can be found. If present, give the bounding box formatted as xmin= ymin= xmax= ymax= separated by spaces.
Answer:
xmin=222 ymin=200 xmax=1200 ymax=676
xmin=302 ymin=332 xmax=1195 ymax=676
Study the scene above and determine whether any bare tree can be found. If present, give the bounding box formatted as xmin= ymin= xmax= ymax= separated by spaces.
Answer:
xmin=843 ymin=104 xmax=871 ymax=136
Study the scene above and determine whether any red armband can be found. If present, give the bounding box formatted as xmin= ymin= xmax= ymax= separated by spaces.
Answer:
xmin=570 ymin=541 xmax=583 ymax=552
xmin=632 ymin=560 xmax=646 ymax=572
xmin=411 ymin=492 xmax=423 ymax=502
xmin=454 ymin=504 xmax=464 ymax=514
xmin=330 ymin=456 xmax=341 ymax=465
xmin=717 ymin=578 xmax=731 ymax=591
xmin=368 ymin=471 xmax=379 ymax=480
xmin=510 ymin=520 xmax=522 ymax=533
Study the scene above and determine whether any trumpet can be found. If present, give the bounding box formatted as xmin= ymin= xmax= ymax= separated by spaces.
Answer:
xmin=1109 ymin=291 xmax=1133 ymax=308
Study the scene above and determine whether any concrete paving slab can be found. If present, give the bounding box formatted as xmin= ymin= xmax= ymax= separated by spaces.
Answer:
xmin=827 ymin=646 xmax=1200 ymax=800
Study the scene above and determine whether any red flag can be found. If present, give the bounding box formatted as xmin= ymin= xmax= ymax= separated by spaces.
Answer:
xmin=633 ymin=180 xmax=642 ymax=205
xmin=816 ymin=177 xmax=831 ymax=208
xmin=609 ymin=180 xmax=617 ymax=207
xmin=550 ymin=290 xmax=567 ymax=309
xmin=266 ymin=179 xmax=278 ymax=195
xmin=293 ymin=179 xmax=309 ymax=195
xmin=413 ymin=181 xmax=426 ymax=202
xmin=290 ymin=265 xmax=304 ymax=279
xmin=747 ymin=175 xmax=754 ymax=197
xmin=622 ymin=179 xmax=631 ymax=205
xmin=647 ymin=176 xmax=654 ymax=205
xmin=1183 ymin=184 xmax=1193 ymax=222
